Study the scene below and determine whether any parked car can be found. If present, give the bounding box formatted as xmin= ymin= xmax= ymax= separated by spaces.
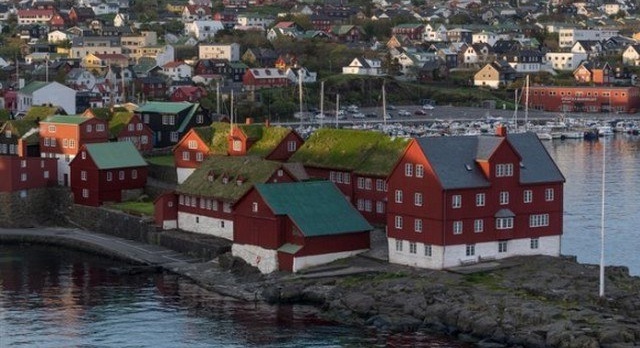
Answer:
xmin=352 ymin=112 xmax=365 ymax=118
xmin=414 ymin=109 xmax=427 ymax=115
xmin=315 ymin=113 xmax=327 ymax=119
xmin=386 ymin=105 xmax=396 ymax=110
xmin=398 ymin=109 xmax=411 ymax=117
xmin=365 ymin=113 xmax=378 ymax=118
xmin=422 ymin=104 xmax=435 ymax=110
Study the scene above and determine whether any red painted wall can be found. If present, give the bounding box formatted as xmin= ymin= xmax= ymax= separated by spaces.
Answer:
xmin=40 ymin=118 xmax=109 ymax=157
xmin=0 ymin=156 xmax=58 ymax=192
xmin=527 ymin=86 xmax=640 ymax=113
xmin=173 ymin=129 xmax=214 ymax=169
xmin=264 ymin=131 xmax=304 ymax=161
xmin=154 ymin=192 xmax=178 ymax=227
xmin=116 ymin=115 xmax=154 ymax=153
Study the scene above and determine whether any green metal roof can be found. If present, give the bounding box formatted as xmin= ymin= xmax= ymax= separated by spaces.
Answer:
xmin=177 ymin=103 xmax=200 ymax=133
xmin=228 ymin=62 xmax=248 ymax=69
xmin=41 ymin=115 xmax=91 ymax=125
xmin=255 ymin=181 xmax=372 ymax=237
xmin=85 ymin=142 xmax=148 ymax=170
xmin=19 ymin=81 xmax=49 ymax=95
xmin=176 ymin=156 xmax=282 ymax=202
xmin=137 ymin=101 xmax=194 ymax=114
xmin=278 ymin=243 xmax=303 ymax=254
xmin=288 ymin=128 xmax=409 ymax=176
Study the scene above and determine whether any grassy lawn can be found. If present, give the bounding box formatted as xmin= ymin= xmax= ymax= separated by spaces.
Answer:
xmin=107 ymin=201 xmax=154 ymax=216
xmin=145 ymin=155 xmax=175 ymax=167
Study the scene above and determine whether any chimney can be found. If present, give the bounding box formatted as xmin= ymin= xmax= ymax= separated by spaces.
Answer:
xmin=245 ymin=117 xmax=253 ymax=125
xmin=265 ymin=119 xmax=270 ymax=128
xmin=495 ymin=124 xmax=507 ymax=137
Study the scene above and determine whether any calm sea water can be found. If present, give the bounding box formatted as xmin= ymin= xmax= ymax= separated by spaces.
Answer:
xmin=545 ymin=135 xmax=640 ymax=276
xmin=0 ymin=245 xmax=467 ymax=347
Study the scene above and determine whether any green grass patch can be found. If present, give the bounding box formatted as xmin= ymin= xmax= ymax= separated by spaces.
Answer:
xmin=146 ymin=155 xmax=175 ymax=167
xmin=107 ymin=201 xmax=154 ymax=216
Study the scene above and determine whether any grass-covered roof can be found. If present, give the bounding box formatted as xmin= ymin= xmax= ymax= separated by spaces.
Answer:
xmin=23 ymin=106 xmax=61 ymax=121
xmin=190 ymin=123 xmax=292 ymax=158
xmin=1 ymin=119 xmax=40 ymax=144
xmin=289 ymin=128 xmax=409 ymax=176
xmin=247 ymin=126 xmax=291 ymax=157
xmin=176 ymin=156 xmax=282 ymax=202
xmin=109 ymin=111 xmax=134 ymax=137
xmin=190 ymin=122 xmax=230 ymax=155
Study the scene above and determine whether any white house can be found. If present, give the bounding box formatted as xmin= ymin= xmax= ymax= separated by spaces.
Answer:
xmin=198 ymin=43 xmax=240 ymax=61
xmin=161 ymin=61 xmax=193 ymax=81
xmin=544 ymin=52 xmax=588 ymax=71
xmin=286 ymin=66 xmax=317 ymax=84
xmin=17 ymin=81 xmax=77 ymax=115
xmin=424 ymin=24 xmax=448 ymax=42
xmin=622 ymin=44 xmax=640 ymax=66
xmin=236 ymin=13 xmax=274 ymax=28
xmin=184 ymin=20 xmax=224 ymax=41
xmin=342 ymin=57 xmax=384 ymax=76
xmin=558 ymin=28 xmax=619 ymax=48
xmin=472 ymin=31 xmax=498 ymax=46
xmin=48 ymin=30 xmax=73 ymax=44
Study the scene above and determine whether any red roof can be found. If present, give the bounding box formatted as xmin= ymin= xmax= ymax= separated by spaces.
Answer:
xmin=185 ymin=5 xmax=212 ymax=15
xmin=274 ymin=21 xmax=295 ymax=28
xmin=18 ymin=9 xmax=55 ymax=16
xmin=163 ymin=61 xmax=188 ymax=68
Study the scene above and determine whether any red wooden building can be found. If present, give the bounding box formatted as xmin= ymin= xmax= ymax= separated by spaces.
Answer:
xmin=166 ymin=156 xmax=306 ymax=240
xmin=526 ymin=86 xmax=640 ymax=113
xmin=0 ymin=156 xmax=58 ymax=192
xmin=84 ymin=108 xmax=154 ymax=153
xmin=154 ymin=192 xmax=178 ymax=230
xmin=173 ymin=122 xmax=304 ymax=183
xmin=242 ymin=68 xmax=289 ymax=91
xmin=386 ymin=131 xmax=565 ymax=270
xmin=233 ymin=181 xmax=372 ymax=273
xmin=170 ymin=86 xmax=207 ymax=102
xmin=288 ymin=128 xmax=409 ymax=225
xmin=70 ymin=142 xmax=148 ymax=206
xmin=39 ymin=115 xmax=109 ymax=186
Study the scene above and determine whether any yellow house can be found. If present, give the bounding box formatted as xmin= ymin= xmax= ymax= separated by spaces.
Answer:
xmin=166 ymin=2 xmax=185 ymax=14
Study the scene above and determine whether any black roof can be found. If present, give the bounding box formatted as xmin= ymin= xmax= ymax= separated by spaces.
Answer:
xmin=507 ymin=132 xmax=565 ymax=184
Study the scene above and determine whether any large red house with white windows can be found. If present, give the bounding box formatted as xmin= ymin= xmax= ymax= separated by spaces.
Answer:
xmin=386 ymin=130 xmax=565 ymax=269
xmin=288 ymin=128 xmax=410 ymax=225
xmin=173 ymin=122 xmax=304 ymax=183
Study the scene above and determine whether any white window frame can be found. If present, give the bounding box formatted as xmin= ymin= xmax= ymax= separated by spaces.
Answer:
xmin=376 ymin=201 xmax=385 ymax=214
xmin=524 ymin=190 xmax=533 ymax=203
xmin=545 ymin=188 xmax=554 ymax=201
xmin=465 ymin=244 xmax=475 ymax=256
xmin=453 ymin=221 xmax=463 ymax=234
xmin=119 ymin=170 xmax=125 ymax=180
xmin=529 ymin=214 xmax=550 ymax=227
xmin=252 ymin=202 xmax=258 ymax=213
xmin=395 ymin=239 xmax=403 ymax=252
xmin=476 ymin=193 xmax=485 ymax=207
xmin=394 ymin=215 xmax=403 ymax=229
xmin=395 ymin=190 xmax=403 ymax=203
xmin=106 ymin=172 xmax=112 ymax=181
xmin=499 ymin=191 xmax=509 ymax=205
xmin=188 ymin=140 xmax=198 ymax=149
xmin=424 ymin=244 xmax=432 ymax=257
xmin=182 ymin=151 xmax=190 ymax=161
xmin=376 ymin=179 xmax=385 ymax=191
xmin=405 ymin=163 xmax=413 ymax=177
xmin=452 ymin=195 xmax=461 ymax=208
xmin=414 ymin=192 xmax=423 ymax=206
xmin=498 ymin=241 xmax=508 ymax=253
xmin=414 ymin=218 xmax=422 ymax=233
xmin=415 ymin=164 xmax=424 ymax=178
xmin=81 ymin=170 xmax=87 ymax=181
xmin=496 ymin=217 xmax=514 ymax=230
xmin=287 ymin=140 xmax=296 ymax=152
xmin=409 ymin=242 xmax=417 ymax=254
xmin=530 ymin=238 xmax=539 ymax=249
xmin=474 ymin=219 xmax=483 ymax=233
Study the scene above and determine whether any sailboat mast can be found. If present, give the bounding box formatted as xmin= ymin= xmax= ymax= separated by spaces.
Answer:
xmin=230 ymin=89 xmax=234 ymax=128
xmin=216 ymin=81 xmax=220 ymax=115
xmin=320 ymin=80 xmax=324 ymax=126
xmin=298 ymin=70 xmax=303 ymax=125
xmin=524 ymin=75 xmax=530 ymax=131
xmin=513 ymin=88 xmax=518 ymax=130
xmin=335 ymin=93 xmax=340 ymax=128
xmin=382 ymin=81 xmax=387 ymax=126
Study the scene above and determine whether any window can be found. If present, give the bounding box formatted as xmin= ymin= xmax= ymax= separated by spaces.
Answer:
xmin=44 ymin=138 xmax=50 ymax=147
xmin=63 ymin=139 xmax=68 ymax=148
xmin=44 ymin=171 xmax=49 ymax=179
xmin=128 ymin=124 xmax=134 ymax=131
xmin=82 ymin=189 xmax=89 ymax=198
xmin=81 ymin=170 xmax=87 ymax=181
xmin=357 ymin=177 xmax=365 ymax=189
xmin=196 ymin=152 xmax=203 ymax=162
xmin=409 ymin=242 xmax=417 ymax=254
xmin=179 ymin=195 xmax=184 ymax=205
xmin=524 ymin=190 xmax=533 ymax=203
xmin=465 ymin=244 xmax=475 ymax=256
xmin=20 ymin=160 xmax=26 ymax=168
xmin=529 ymin=214 xmax=549 ymax=227
xmin=453 ymin=221 xmax=463 ymax=234
xmin=364 ymin=178 xmax=372 ymax=190
xmin=143 ymin=114 xmax=150 ymax=123
xmin=344 ymin=173 xmax=350 ymax=184
xmin=376 ymin=201 xmax=385 ymax=214
xmin=287 ymin=140 xmax=296 ymax=152
xmin=190 ymin=196 xmax=196 ymax=207
xmin=212 ymin=200 xmax=218 ymax=211
xmin=364 ymin=200 xmax=372 ymax=212
xmin=496 ymin=217 xmax=514 ymax=229
xmin=69 ymin=140 xmax=75 ymax=148
xmin=495 ymin=163 xmax=513 ymax=177
xmin=376 ymin=179 xmax=385 ymax=191
xmin=199 ymin=198 xmax=205 ymax=209
xmin=416 ymin=164 xmax=424 ymax=178
xmin=170 ymin=132 xmax=179 ymax=142
xmin=86 ymin=124 xmax=92 ymax=133
xmin=357 ymin=199 xmax=364 ymax=211
xmin=119 ymin=171 xmax=124 ymax=180
xmin=395 ymin=239 xmax=403 ymax=252
xmin=498 ymin=241 xmax=508 ymax=253
xmin=330 ymin=171 xmax=337 ymax=182
xmin=452 ymin=195 xmax=461 ymax=208
xmin=48 ymin=125 xmax=56 ymax=133
xmin=405 ymin=163 xmax=413 ymax=177
xmin=20 ymin=173 xmax=27 ymax=181
xmin=474 ymin=219 xmax=483 ymax=233
xmin=414 ymin=219 xmax=422 ymax=233
xmin=499 ymin=191 xmax=509 ymax=205
xmin=132 ymin=170 xmax=137 ymax=179
xmin=476 ymin=193 xmax=485 ymax=207
xmin=394 ymin=215 xmax=403 ymax=229
xmin=141 ymin=136 xmax=148 ymax=144
xmin=545 ymin=188 xmax=554 ymax=201
xmin=336 ymin=172 xmax=343 ymax=183
xmin=232 ymin=140 xmax=242 ymax=151
xmin=530 ymin=238 xmax=539 ymax=249
xmin=223 ymin=203 xmax=231 ymax=213
xmin=424 ymin=244 xmax=432 ymax=257
xmin=414 ymin=192 xmax=423 ymax=206
xmin=395 ymin=190 xmax=403 ymax=203
xmin=252 ymin=202 xmax=258 ymax=212
xmin=107 ymin=172 xmax=112 ymax=181
xmin=188 ymin=140 xmax=197 ymax=149
xmin=182 ymin=151 xmax=190 ymax=161
xmin=136 ymin=123 xmax=143 ymax=131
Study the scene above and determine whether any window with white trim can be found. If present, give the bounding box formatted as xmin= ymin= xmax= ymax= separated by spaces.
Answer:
xmin=524 ymin=190 xmax=533 ymax=203
xmin=44 ymin=171 xmax=49 ymax=179
xmin=364 ymin=200 xmax=372 ymax=212
xmin=499 ymin=191 xmax=509 ymax=205
xmin=63 ymin=139 xmax=68 ymax=148
xmin=409 ymin=242 xmax=417 ymax=254
xmin=395 ymin=239 xmax=403 ymax=251
xmin=223 ymin=203 xmax=231 ymax=213
xmin=343 ymin=173 xmax=350 ymax=184
xmin=357 ymin=199 xmax=364 ymax=211
xmin=179 ymin=195 xmax=184 ymax=205
xmin=453 ymin=221 xmax=463 ymax=234
xmin=48 ymin=125 xmax=56 ymax=133
xmin=330 ymin=171 xmax=336 ymax=182
xmin=414 ymin=192 xmax=423 ymax=206
xmin=545 ymin=188 xmax=554 ymax=201
xmin=199 ymin=198 xmax=205 ymax=209
xmin=376 ymin=179 xmax=385 ymax=191
xmin=20 ymin=173 xmax=27 ymax=181
xmin=474 ymin=219 xmax=483 ymax=233
xmin=287 ymin=140 xmax=296 ymax=152
xmin=336 ymin=172 xmax=343 ymax=183
xmin=196 ymin=152 xmax=203 ymax=162
xmin=188 ymin=140 xmax=198 ymax=149
xmin=96 ymin=124 xmax=105 ymax=132
xmin=132 ymin=169 xmax=137 ymax=179
xmin=529 ymin=214 xmax=549 ymax=227
xmin=465 ymin=244 xmax=475 ymax=256
xmin=211 ymin=200 xmax=218 ymax=211
xmin=136 ymin=123 xmax=143 ymax=131
xmin=357 ymin=177 xmax=365 ymax=189
xmin=496 ymin=217 xmax=514 ymax=229
xmin=395 ymin=190 xmax=403 ymax=203
xmin=498 ymin=241 xmax=508 ymax=253
xmin=170 ymin=132 xmax=179 ymax=142
xmin=86 ymin=124 xmax=92 ymax=133
xmin=416 ymin=164 xmax=424 ymax=178
xmin=405 ymin=163 xmax=413 ymax=177
xmin=119 ymin=171 xmax=125 ymax=180
xmin=182 ymin=151 xmax=190 ymax=161
xmin=394 ymin=215 xmax=403 ymax=229
xmin=495 ymin=163 xmax=513 ymax=177
xmin=82 ymin=188 xmax=89 ymax=198
xmin=452 ymin=195 xmax=461 ymax=208
xmin=364 ymin=178 xmax=372 ymax=190
xmin=530 ymin=238 xmax=539 ymax=249
xmin=128 ymin=124 xmax=134 ymax=131
xmin=107 ymin=172 xmax=112 ymax=181
xmin=81 ymin=170 xmax=87 ymax=181
xmin=424 ymin=244 xmax=432 ymax=257
xmin=376 ymin=201 xmax=385 ymax=214
xmin=252 ymin=202 xmax=258 ymax=212
xmin=476 ymin=193 xmax=485 ymax=207
xmin=414 ymin=219 xmax=422 ymax=233
xmin=232 ymin=140 xmax=242 ymax=151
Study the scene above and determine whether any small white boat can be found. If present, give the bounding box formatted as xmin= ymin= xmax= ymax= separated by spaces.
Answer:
xmin=561 ymin=131 xmax=583 ymax=139
xmin=536 ymin=132 xmax=553 ymax=140
xmin=598 ymin=126 xmax=614 ymax=136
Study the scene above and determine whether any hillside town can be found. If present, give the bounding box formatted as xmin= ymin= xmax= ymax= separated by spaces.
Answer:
xmin=4 ymin=0 xmax=640 ymax=274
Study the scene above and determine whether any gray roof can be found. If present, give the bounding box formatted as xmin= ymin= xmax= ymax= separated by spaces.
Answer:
xmin=507 ymin=132 xmax=565 ymax=184
xmin=415 ymin=132 xmax=564 ymax=190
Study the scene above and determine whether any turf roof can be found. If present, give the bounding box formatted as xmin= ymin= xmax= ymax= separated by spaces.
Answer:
xmin=176 ymin=156 xmax=283 ymax=202
xmin=190 ymin=122 xmax=229 ymax=155
xmin=23 ymin=106 xmax=61 ymax=121
xmin=41 ymin=115 xmax=91 ymax=125
xmin=288 ymin=128 xmax=409 ymax=176
xmin=109 ymin=111 xmax=134 ymax=137
xmin=247 ymin=126 xmax=291 ymax=157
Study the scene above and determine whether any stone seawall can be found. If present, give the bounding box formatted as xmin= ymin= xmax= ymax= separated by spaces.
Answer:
xmin=0 ymin=187 xmax=72 ymax=228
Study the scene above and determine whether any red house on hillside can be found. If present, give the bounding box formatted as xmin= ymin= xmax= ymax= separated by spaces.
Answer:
xmin=173 ymin=122 xmax=304 ymax=183
xmin=39 ymin=115 xmax=109 ymax=186
xmin=84 ymin=109 xmax=154 ymax=153
xmin=233 ymin=181 xmax=372 ymax=273
xmin=288 ymin=128 xmax=409 ymax=225
xmin=386 ymin=131 xmax=565 ymax=269
xmin=242 ymin=68 xmax=289 ymax=91
xmin=0 ymin=156 xmax=58 ymax=193
xmin=70 ymin=142 xmax=148 ymax=206
xmin=170 ymin=86 xmax=207 ymax=102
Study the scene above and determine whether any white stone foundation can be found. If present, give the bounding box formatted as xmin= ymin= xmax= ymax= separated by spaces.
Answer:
xmin=176 ymin=167 xmax=196 ymax=185
xmin=292 ymin=249 xmax=368 ymax=273
xmin=178 ymin=212 xmax=233 ymax=240
xmin=232 ymin=244 xmax=278 ymax=274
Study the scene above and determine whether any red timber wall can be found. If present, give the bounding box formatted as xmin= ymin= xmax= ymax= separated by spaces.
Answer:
xmin=154 ymin=192 xmax=178 ymax=227
xmin=116 ymin=115 xmax=154 ymax=153
xmin=264 ymin=131 xmax=304 ymax=161
xmin=527 ymin=86 xmax=640 ymax=113
xmin=233 ymin=188 xmax=284 ymax=249
xmin=0 ymin=156 xmax=58 ymax=192
xmin=173 ymin=130 xmax=213 ymax=169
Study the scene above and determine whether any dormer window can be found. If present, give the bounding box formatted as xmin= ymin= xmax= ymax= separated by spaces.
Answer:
xmin=207 ymin=170 xmax=215 ymax=182
xmin=5 ymin=131 xmax=11 ymax=138
xmin=236 ymin=176 xmax=245 ymax=186
xmin=222 ymin=175 xmax=229 ymax=184
xmin=232 ymin=139 xmax=242 ymax=151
